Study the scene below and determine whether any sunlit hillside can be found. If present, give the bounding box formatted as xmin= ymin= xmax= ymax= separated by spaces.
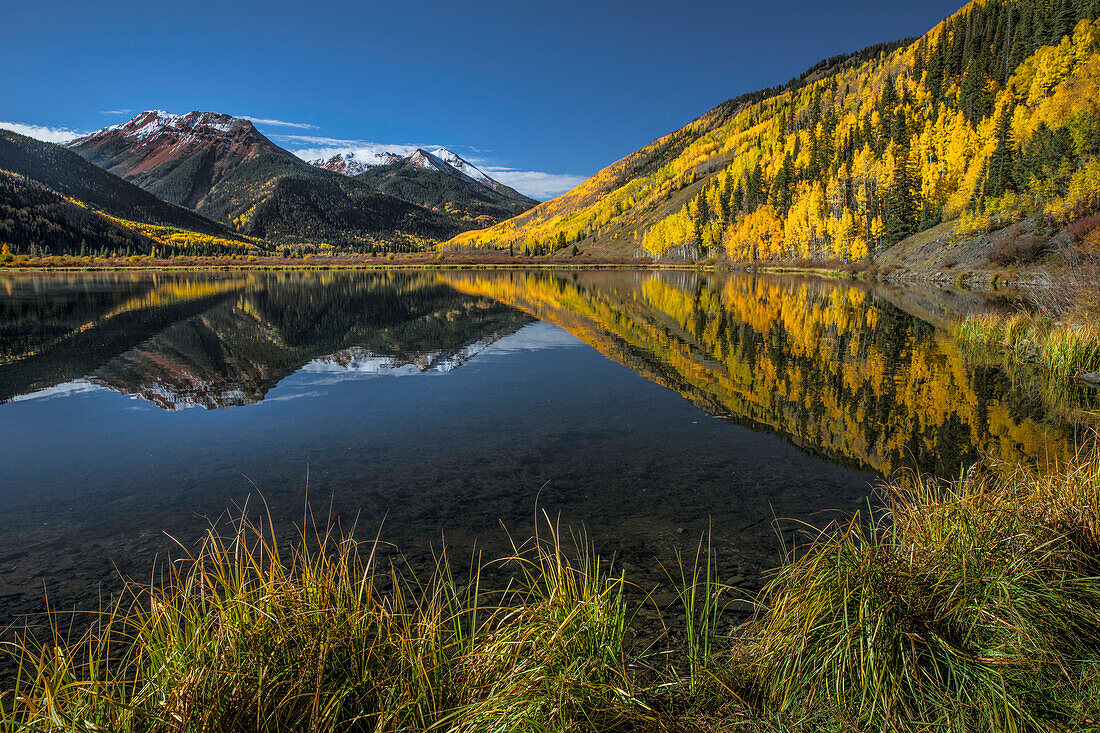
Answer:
xmin=449 ymin=0 xmax=1100 ymax=262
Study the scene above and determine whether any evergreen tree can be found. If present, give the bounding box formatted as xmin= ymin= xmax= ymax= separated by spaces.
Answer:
xmin=984 ymin=104 xmax=1016 ymax=198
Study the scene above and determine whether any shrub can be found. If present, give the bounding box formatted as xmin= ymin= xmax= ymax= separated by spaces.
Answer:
xmin=989 ymin=233 xmax=1047 ymax=265
xmin=1067 ymin=213 xmax=1100 ymax=241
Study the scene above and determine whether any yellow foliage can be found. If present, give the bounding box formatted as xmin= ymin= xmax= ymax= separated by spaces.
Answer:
xmin=442 ymin=269 xmax=1073 ymax=474
xmin=725 ymin=206 xmax=785 ymax=261
xmin=448 ymin=17 xmax=1100 ymax=262
xmin=1045 ymin=158 xmax=1100 ymax=222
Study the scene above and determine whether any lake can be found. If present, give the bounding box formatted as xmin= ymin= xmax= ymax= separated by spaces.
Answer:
xmin=0 ymin=269 xmax=1083 ymax=630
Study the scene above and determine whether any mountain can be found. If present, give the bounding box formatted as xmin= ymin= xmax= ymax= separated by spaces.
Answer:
xmin=0 ymin=129 xmax=258 ymax=256
xmin=68 ymin=111 xmax=464 ymax=247
xmin=310 ymin=151 xmax=402 ymax=176
xmin=67 ymin=111 xmax=289 ymax=209
xmin=0 ymin=129 xmax=240 ymax=239
xmin=450 ymin=0 xmax=1100 ymax=262
xmin=354 ymin=148 xmax=536 ymax=224
xmin=312 ymin=146 xmax=536 ymax=225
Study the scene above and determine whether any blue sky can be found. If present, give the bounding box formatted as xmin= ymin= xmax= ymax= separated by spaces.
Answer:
xmin=1 ymin=0 xmax=964 ymax=198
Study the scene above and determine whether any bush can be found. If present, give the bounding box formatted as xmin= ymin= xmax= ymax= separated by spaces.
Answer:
xmin=989 ymin=233 xmax=1047 ymax=265
xmin=1067 ymin=213 xmax=1100 ymax=241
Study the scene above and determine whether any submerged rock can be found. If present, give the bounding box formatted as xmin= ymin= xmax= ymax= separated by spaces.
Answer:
xmin=1078 ymin=372 xmax=1100 ymax=387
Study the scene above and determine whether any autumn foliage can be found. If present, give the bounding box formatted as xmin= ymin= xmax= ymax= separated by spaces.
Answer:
xmin=452 ymin=0 xmax=1100 ymax=265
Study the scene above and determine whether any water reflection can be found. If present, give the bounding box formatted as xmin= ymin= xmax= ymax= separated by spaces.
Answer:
xmin=2 ymin=271 xmax=533 ymax=408
xmin=1 ymin=267 xmax=1090 ymax=685
xmin=2 ymin=269 xmax=1082 ymax=477
xmin=442 ymin=270 xmax=1082 ymax=476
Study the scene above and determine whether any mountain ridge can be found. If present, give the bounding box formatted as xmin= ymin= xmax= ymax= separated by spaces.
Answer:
xmin=309 ymin=146 xmax=536 ymax=224
xmin=68 ymin=111 xmax=468 ymax=247
xmin=0 ymin=128 xmax=242 ymax=239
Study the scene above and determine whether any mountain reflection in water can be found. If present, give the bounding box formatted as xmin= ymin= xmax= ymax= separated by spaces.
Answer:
xmin=441 ymin=269 xmax=1084 ymax=476
xmin=1 ymin=271 xmax=533 ymax=409
xmin=2 ymin=269 xmax=1083 ymax=474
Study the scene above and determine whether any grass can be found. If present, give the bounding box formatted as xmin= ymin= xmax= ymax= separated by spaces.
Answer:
xmin=751 ymin=452 xmax=1100 ymax=731
xmin=5 ymin=446 xmax=1100 ymax=732
xmin=662 ymin=530 xmax=730 ymax=698
xmin=0 ymin=508 xmax=660 ymax=733
xmin=958 ymin=311 xmax=1100 ymax=415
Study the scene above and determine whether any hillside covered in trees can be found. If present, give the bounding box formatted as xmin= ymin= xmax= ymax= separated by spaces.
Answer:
xmin=449 ymin=0 xmax=1100 ymax=263
xmin=0 ymin=131 xmax=242 ymax=240
xmin=0 ymin=131 xmax=259 ymax=258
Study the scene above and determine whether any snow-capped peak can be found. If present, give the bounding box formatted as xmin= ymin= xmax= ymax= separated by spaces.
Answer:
xmin=307 ymin=144 xmax=511 ymax=194
xmin=309 ymin=150 xmax=401 ymax=175
xmin=104 ymin=109 xmax=179 ymax=139
xmin=404 ymin=148 xmax=452 ymax=173
xmin=429 ymin=147 xmax=501 ymax=190
xmin=81 ymin=110 xmax=242 ymax=145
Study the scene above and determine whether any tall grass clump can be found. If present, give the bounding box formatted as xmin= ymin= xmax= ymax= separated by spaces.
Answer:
xmin=957 ymin=308 xmax=1100 ymax=414
xmin=957 ymin=311 xmax=1047 ymax=362
xmin=750 ymin=447 xmax=1100 ymax=731
xmin=448 ymin=519 xmax=645 ymax=732
xmin=1043 ymin=323 xmax=1100 ymax=383
xmin=0 ymin=510 xmax=653 ymax=733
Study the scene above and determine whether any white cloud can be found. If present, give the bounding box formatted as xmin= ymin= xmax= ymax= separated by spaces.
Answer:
xmin=481 ymin=167 xmax=587 ymax=200
xmin=101 ymin=109 xmax=133 ymax=115
xmin=8 ymin=379 xmax=106 ymax=403
xmin=483 ymin=322 xmax=582 ymax=353
xmin=0 ymin=121 xmax=85 ymax=144
xmin=239 ymin=116 xmax=317 ymax=129
xmin=271 ymin=134 xmax=361 ymax=146
xmin=273 ymin=132 xmax=441 ymax=158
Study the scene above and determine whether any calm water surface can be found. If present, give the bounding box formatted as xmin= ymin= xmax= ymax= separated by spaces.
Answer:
xmin=0 ymin=269 xmax=1082 ymax=627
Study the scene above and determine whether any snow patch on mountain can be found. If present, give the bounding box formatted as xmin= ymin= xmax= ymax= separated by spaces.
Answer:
xmin=430 ymin=147 xmax=502 ymax=190
xmin=309 ymin=150 xmax=401 ymax=175
xmin=83 ymin=110 xmax=241 ymax=146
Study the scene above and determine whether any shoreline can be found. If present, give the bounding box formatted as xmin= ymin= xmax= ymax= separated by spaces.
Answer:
xmin=0 ymin=257 xmax=1052 ymax=286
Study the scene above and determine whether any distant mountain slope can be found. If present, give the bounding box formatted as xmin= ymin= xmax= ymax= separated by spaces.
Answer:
xmin=69 ymin=111 xmax=464 ymax=246
xmin=310 ymin=150 xmax=402 ymax=176
xmin=451 ymin=0 xmax=1100 ymax=261
xmin=0 ymin=129 xmax=238 ymax=239
xmin=354 ymin=148 xmax=536 ymax=224
xmin=311 ymin=146 xmax=536 ymax=225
